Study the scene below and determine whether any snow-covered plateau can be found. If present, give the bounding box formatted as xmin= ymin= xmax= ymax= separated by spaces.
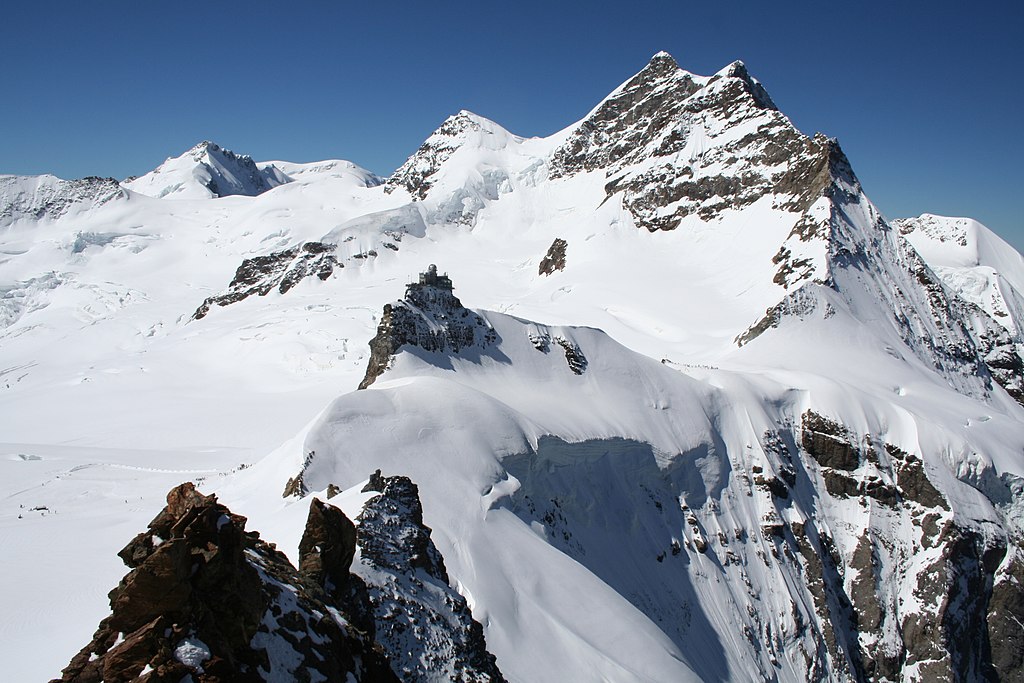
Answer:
xmin=2 ymin=52 xmax=1022 ymax=682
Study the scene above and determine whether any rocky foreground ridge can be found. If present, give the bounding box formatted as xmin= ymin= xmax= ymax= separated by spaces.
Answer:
xmin=54 ymin=477 xmax=503 ymax=683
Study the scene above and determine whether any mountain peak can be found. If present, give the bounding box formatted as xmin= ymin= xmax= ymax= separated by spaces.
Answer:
xmin=125 ymin=141 xmax=290 ymax=199
xmin=625 ymin=50 xmax=689 ymax=91
xmin=385 ymin=110 xmax=520 ymax=201
xmin=716 ymin=59 xmax=748 ymax=78
xmin=645 ymin=50 xmax=680 ymax=71
xmin=183 ymin=140 xmax=249 ymax=165
xmin=550 ymin=54 xmax=796 ymax=228
xmin=712 ymin=59 xmax=777 ymax=110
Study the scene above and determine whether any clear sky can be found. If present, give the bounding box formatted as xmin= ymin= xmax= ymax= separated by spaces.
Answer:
xmin=2 ymin=1 xmax=1021 ymax=249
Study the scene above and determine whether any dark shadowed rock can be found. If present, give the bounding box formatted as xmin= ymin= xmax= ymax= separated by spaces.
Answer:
xmin=987 ymin=554 xmax=1024 ymax=679
xmin=801 ymin=410 xmax=860 ymax=471
xmin=885 ymin=444 xmax=949 ymax=510
xmin=298 ymin=498 xmax=357 ymax=595
xmin=538 ymin=238 xmax=567 ymax=275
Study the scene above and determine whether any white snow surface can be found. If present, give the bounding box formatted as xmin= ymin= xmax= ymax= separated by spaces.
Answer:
xmin=898 ymin=213 xmax=1024 ymax=337
xmin=2 ymin=54 xmax=1023 ymax=682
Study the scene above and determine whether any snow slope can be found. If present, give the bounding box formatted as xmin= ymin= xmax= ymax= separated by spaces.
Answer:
xmin=898 ymin=213 xmax=1024 ymax=337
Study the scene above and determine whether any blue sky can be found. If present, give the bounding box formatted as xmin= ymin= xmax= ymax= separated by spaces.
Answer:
xmin=2 ymin=1 xmax=1022 ymax=248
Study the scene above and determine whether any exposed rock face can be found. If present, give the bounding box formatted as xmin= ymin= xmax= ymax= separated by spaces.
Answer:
xmin=940 ymin=284 xmax=1024 ymax=407
xmin=738 ymin=198 xmax=1015 ymax=406
xmin=801 ymin=410 xmax=860 ymax=471
xmin=987 ymin=553 xmax=1024 ymax=679
xmin=773 ymin=413 xmax=1024 ymax=682
xmin=53 ymin=483 xmax=397 ymax=683
xmin=550 ymin=52 xmax=845 ymax=232
xmin=192 ymin=241 xmax=341 ymax=319
xmin=538 ymin=238 xmax=567 ymax=275
xmin=0 ymin=174 xmax=125 ymax=226
xmin=735 ymin=286 xmax=835 ymax=347
xmin=886 ymin=444 xmax=949 ymax=510
xmin=357 ymin=473 xmax=505 ymax=683
xmin=359 ymin=265 xmax=497 ymax=389
xmin=554 ymin=337 xmax=587 ymax=375
xmin=381 ymin=111 xmax=519 ymax=226
xmin=557 ymin=54 xmax=1019 ymax=407
xmin=525 ymin=329 xmax=589 ymax=375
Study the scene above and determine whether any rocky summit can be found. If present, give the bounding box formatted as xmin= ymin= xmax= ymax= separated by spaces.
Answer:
xmin=4 ymin=51 xmax=1024 ymax=683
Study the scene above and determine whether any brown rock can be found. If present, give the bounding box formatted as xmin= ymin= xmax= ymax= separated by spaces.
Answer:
xmin=298 ymin=498 xmax=357 ymax=594
xmin=538 ymin=238 xmax=567 ymax=275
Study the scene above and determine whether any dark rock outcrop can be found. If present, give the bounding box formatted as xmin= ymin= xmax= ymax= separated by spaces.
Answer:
xmin=538 ymin=238 xmax=567 ymax=275
xmin=735 ymin=287 xmax=834 ymax=347
xmin=555 ymin=337 xmax=588 ymax=375
xmin=53 ymin=483 xmax=397 ymax=683
xmin=885 ymin=444 xmax=949 ymax=510
xmin=359 ymin=265 xmax=496 ymax=389
xmin=778 ymin=412 xmax=1023 ymax=682
xmin=356 ymin=473 xmax=506 ymax=683
xmin=901 ymin=524 xmax=1007 ymax=681
xmin=525 ymin=330 xmax=589 ymax=375
xmin=987 ymin=554 xmax=1024 ymax=679
xmin=193 ymin=241 xmax=341 ymax=319
xmin=801 ymin=410 xmax=860 ymax=471
xmin=298 ymin=497 xmax=357 ymax=595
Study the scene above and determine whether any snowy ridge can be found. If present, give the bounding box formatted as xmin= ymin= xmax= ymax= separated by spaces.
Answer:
xmin=0 ymin=173 xmax=125 ymax=226
xmin=264 ymin=158 xmax=381 ymax=186
xmin=125 ymin=141 xmax=291 ymax=199
xmin=898 ymin=213 xmax=1024 ymax=338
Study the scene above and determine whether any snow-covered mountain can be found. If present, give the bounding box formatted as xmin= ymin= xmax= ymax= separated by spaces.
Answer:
xmin=124 ymin=140 xmax=291 ymax=199
xmin=0 ymin=173 xmax=125 ymax=226
xmin=3 ymin=52 xmax=1023 ymax=682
